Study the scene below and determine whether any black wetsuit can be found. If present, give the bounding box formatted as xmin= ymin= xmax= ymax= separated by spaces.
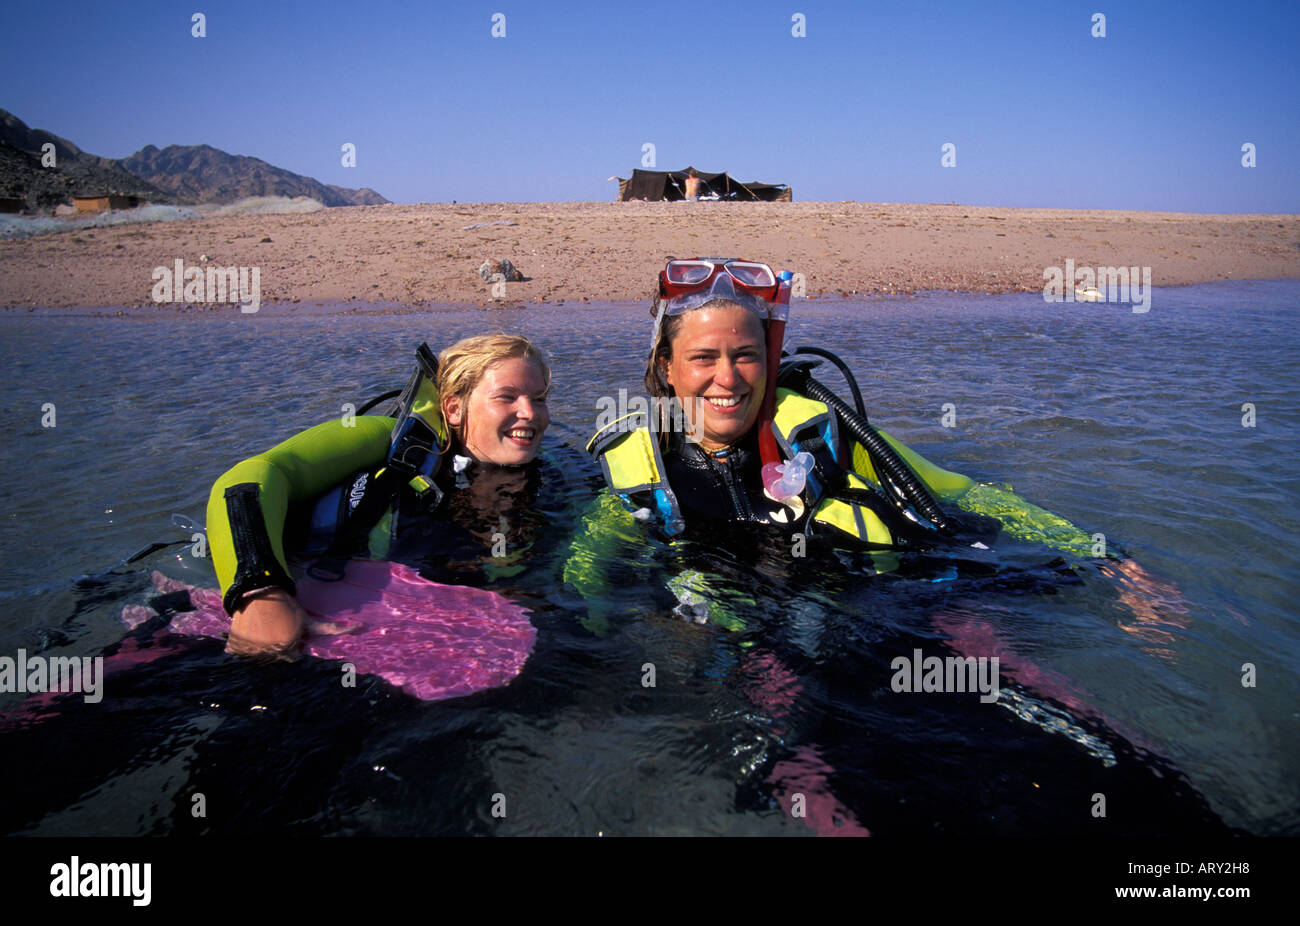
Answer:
xmin=664 ymin=430 xmax=789 ymax=526
xmin=286 ymin=451 xmax=554 ymax=587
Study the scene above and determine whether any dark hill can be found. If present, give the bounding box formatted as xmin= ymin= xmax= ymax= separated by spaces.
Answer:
xmin=119 ymin=144 xmax=389 ymax=207
xmin=0 ymin=108 xmax=390 ymax=212
xmin=0 ymin=108 xmax=172 ymax=209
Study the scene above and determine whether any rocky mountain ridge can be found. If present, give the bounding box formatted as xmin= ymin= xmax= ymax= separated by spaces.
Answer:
xmin=0 ymin=108 xmax=389 ymax=211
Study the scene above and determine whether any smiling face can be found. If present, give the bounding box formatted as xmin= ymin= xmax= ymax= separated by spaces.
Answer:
xmin=662 ymin=302 xmax=767 ymax=451
xmin=443 ymin=355 xmax=549 ymax=465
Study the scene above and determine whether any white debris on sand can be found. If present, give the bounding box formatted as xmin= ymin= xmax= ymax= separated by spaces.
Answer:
xmin=0 ymin=195 xmax=324 ymax=239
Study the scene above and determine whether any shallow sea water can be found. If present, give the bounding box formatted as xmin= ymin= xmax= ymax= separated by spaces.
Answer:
xmin=0 ymin=280 xmax=1296 ymax=835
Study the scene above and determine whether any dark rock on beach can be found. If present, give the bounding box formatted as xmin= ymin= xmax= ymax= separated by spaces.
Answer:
xmin=478 ymin=258 xmax=524 ymax=283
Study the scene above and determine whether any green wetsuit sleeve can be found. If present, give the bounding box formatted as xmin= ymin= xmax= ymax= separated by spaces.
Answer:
xmin=953 ymin=483 xmax=1099 ymax=558
xmin=562 ymin=491 xmax=751 ymax=635
xmin=562 ymin=492 xmax=650 ymax=636
xmin=206 ymin=416 xmax=396 ymax=599
xmin=861 ymin=429 xmax=1097 ymax=558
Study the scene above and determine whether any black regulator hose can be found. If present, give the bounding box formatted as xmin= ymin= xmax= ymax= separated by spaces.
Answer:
xmin=781 ymin=362 xmax=959 ymax=536
xmin=356 ymin=389 xmax=402 ymax=416
xmin=794 ymin=346 xmax=867 ymax=419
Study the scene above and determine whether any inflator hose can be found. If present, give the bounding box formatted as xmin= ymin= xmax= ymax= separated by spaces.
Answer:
xmin=793 ymin=346 xmax=867 ymax=419
xmin=357 ymin=389 xmax=401 ymax=416
xmin=791 ymin=373 xmax=959 ymax=535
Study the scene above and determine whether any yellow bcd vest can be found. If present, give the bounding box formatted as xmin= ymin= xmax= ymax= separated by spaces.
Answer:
xmin=587 ymin=388 xmax=905 ymax=546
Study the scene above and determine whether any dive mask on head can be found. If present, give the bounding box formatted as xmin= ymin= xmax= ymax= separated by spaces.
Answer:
xmin=651 ymin=258 xmax=786 ymax=350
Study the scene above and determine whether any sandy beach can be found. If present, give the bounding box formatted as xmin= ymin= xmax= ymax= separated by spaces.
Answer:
xmin=1 ymin=201 xmax=1297 ymax=310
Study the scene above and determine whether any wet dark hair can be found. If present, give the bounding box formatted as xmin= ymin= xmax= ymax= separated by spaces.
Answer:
xmin=644 ymin=305 xmax=682 ymax=403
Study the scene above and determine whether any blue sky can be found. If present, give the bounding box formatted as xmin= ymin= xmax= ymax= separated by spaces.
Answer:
xmin=3 ymin=0 xmax=1297 ymax=211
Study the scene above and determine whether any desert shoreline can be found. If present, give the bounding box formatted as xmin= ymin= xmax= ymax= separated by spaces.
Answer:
xmin=1 ymin=201 xmax=1297 ymax=311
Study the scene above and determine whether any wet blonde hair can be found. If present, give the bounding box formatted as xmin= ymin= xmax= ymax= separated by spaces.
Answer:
xmin=438 ymin=333 xmax=550 ymax=446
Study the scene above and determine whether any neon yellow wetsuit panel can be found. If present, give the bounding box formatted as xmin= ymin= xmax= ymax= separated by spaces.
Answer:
xmin=862 ymin=430 xmax=976 ymax=498
xmin=572 ymin=409 xmax=1101 ymax=634
xmin=850 ymin=429 xmax=1095 ymax=555
xmin=206 ymin=416 xmax=395 ymax=598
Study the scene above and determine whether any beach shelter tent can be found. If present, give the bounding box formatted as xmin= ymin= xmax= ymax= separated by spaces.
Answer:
xmin=735 ymin=180 xmax=792 ymax=202
xmin=616 ymin=167 xmax=791 ymax=202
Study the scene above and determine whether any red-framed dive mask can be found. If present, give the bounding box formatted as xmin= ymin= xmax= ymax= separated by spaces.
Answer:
xmin=652 ymin=258 xmax=786 ymax=349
